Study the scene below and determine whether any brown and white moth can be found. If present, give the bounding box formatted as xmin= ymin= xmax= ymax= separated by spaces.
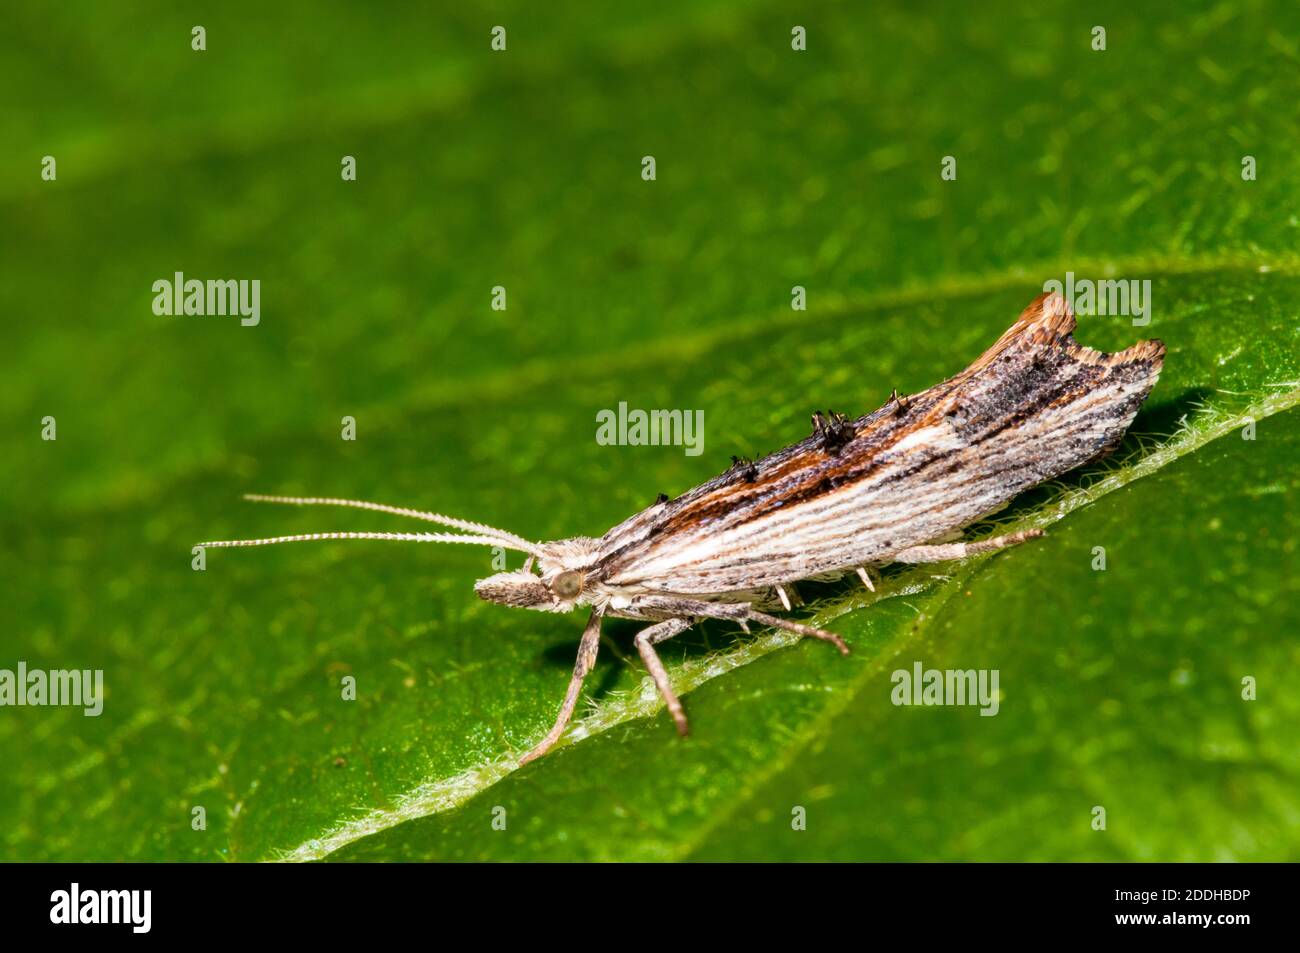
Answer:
xmin=200 ymin=292 xmax=1164 ymax=763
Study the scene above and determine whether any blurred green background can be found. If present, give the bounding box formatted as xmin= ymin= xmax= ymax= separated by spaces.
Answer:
xmin=1 ymin=0 xmax=1297 ymax=861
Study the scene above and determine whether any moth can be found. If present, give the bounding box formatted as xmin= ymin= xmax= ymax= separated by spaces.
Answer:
xmin=200 ymin=292 xmax=1164 ymax=764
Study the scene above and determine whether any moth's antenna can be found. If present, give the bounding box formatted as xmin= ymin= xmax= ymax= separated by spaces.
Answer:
xmin=239 ymin=494 xmax=540 ymax=553
xmin=196 ymin=530 xmax=540 ymax=553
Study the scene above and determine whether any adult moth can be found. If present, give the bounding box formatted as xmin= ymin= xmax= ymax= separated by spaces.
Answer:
xmin=200 ymin=292 xmax=1164 ymax=763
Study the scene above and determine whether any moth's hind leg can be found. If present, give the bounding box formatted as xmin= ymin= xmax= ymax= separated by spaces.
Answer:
xmin=628 ymin=596 xmax=850 ymax=656
xmin=892 ymin=528 xmax=1043 ymax=564
xmin=746 ymin=610 xmax=850 ymax=655
xmin=634 ymin=618 xmax=693 ymax=736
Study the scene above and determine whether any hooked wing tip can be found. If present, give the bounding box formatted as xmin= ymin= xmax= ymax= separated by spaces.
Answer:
xmin=1021 ymin=289 xmax=1078 ymax=337
xmin=970 ymin=290 xmax=1164 ymax=376
xmin=1037 ymin=289 xmax=1074 ymax=321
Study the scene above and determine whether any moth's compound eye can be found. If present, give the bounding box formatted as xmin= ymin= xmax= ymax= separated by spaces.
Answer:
xmin=552 ymin=570 xmax=583 ymax=599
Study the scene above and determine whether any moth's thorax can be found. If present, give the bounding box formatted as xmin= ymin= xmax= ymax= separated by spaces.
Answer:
xmin=473 ymin=536 xmax=604 ymax=612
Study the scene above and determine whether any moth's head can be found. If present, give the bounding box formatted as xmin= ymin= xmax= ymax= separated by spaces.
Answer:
xmin=474 ymin=537 xmax=601 ymax=613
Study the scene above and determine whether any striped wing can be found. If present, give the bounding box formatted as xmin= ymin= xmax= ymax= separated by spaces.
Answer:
xmin=594 ymin=293 xmax=1164 ymax=594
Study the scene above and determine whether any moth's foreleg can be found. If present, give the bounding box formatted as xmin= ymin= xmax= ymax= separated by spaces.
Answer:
xmin=633 ymin=618 xmax=693 ymax=736
xmin=892 ymin=528 xmax=1044 ymax=564
xmin=518 ymin=608 xmax=603 ymax=766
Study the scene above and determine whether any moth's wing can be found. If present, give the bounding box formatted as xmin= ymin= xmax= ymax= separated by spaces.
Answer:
xmin=597 ymin=292 xmax=1164 ymax=592
xmin=929 ymin=290 xmax=1165 ymax=460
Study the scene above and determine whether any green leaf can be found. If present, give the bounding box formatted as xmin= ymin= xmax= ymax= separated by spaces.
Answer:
xmin=1 ymin=1 xmax=1297 ymax=861
xmin=327 ymin=402 xmax=1300 ymax=861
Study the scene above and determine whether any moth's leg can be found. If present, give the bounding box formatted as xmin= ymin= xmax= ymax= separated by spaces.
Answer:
xmin=745 ymin=609 xmax=850 ymax=655
xmin=893 ymin=528 xmax=1043 ymax=564
xmin=774 ymin=584 xmax=804 ymax=610
xmin=630 ymin=595 xmax=850 ymax=656
xmin=518 ymin=608 xmax=603 ymax=766
xmin=633 ymin=618 xmax=693 ymax=736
